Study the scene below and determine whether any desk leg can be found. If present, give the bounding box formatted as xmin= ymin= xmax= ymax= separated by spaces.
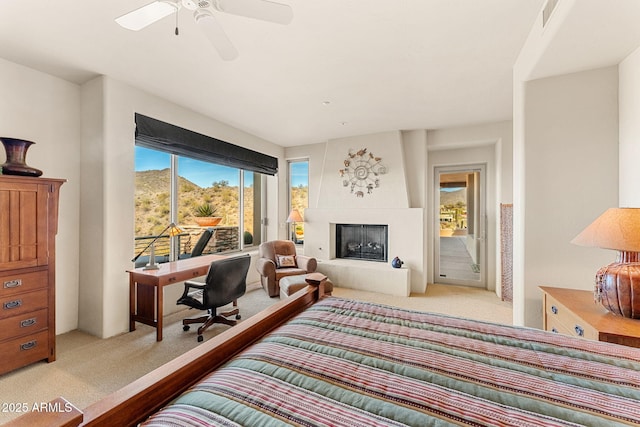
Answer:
xmin=156 ymin=283 xmax=163 ymax=341
xmin=129 ymin=276 xmax=136 ymax=332
xmin=129 ymin=278 xmax=163 ymax=341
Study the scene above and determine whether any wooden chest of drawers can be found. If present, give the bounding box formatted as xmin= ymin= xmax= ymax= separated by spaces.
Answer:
xmin=0 ymin=176 xmax=64 ymax=375
xmin=540 ymin=286 xmax=640 ymax=347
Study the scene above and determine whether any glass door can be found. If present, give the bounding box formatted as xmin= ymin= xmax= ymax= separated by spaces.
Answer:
xmin=434 ymin=165 xmax=486 ymax=288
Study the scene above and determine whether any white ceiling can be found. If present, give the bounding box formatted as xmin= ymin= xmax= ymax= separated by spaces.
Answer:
xmin=1 ymin=1 xmax=639 ymax=147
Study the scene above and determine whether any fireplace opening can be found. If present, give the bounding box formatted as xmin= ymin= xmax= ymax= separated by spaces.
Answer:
xmin=336 ymin=224 xmax=388 ymax=262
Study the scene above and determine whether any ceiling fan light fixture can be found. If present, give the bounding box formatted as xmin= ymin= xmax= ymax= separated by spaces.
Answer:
xmin=182 ymin=0 xmax=212 ymax=11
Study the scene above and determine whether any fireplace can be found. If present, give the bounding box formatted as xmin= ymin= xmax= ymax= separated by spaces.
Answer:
xmin=336 ymin=224 xmax=388 ymax=262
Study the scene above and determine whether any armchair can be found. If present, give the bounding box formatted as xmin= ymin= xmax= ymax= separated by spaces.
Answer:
xmin=256 ymin=240 xmax=317 ymax=297
xmin=177 ymin=254 xmax=250 ymax=342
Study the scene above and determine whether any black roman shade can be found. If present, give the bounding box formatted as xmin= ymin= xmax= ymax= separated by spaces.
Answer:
xmin=134 ymin=113 xmax=278 ymax=176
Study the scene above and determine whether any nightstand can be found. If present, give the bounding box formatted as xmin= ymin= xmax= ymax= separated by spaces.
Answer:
xmin=540 ymin=286 xmax=640 ymax=348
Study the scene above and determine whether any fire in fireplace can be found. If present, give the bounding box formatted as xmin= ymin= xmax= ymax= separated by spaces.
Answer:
xmin=336 ymin=224 xmax=388 ymax=262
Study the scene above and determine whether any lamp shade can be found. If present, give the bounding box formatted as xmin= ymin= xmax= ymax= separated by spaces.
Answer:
xmin=168 ymin=223 xmax=183 ymax=237
xmin=286 ymin=209 xmax=303 ymax=223
xmin=571 ymin=208 xmax=640 ymax=252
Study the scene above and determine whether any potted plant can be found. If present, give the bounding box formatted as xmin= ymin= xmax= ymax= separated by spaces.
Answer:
xmin=194 ymin=203 xmax=222 ymax=227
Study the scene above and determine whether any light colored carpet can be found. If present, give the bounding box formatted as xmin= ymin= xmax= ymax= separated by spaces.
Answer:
xmin=0 ymin=283 xmax=511 ymax=424
xmin=332 ymin=282 xmax=511 ymax=323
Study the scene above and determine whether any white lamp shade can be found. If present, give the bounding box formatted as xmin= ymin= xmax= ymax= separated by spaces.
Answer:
xmin=286 ymin=209 xmax=303 ymax=223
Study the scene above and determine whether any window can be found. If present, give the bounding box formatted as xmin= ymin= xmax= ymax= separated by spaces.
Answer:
xmin=134 ymin=146 xmax=264 ymax=264
xmin=288 ymin=160 xmax=309 ymax=244
xmin=134 ymin=147 xmax=172 ymax=262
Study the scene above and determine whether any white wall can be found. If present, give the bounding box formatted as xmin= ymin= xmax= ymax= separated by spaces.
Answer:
xmin=79 ymin=76 xmax=284 ymax=338
xmin=521 ymin=66 xmax=619 ymax=328
xmin=0 ymin=58 xmax=81 ymax=334
xmin=401 ymin=130 xmax=428 ymax=209
xmin=316 ymin=131 xmax=410 ymax=209
xmin=619 ymin=45 xmax=640 ymax=206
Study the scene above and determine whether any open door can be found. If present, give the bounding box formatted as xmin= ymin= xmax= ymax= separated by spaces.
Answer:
xmin=434 ymin=165 xmax=486 ymax=288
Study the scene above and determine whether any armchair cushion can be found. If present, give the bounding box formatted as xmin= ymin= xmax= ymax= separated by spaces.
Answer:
xmin=275 ymin=254 xmax=297 ymax=268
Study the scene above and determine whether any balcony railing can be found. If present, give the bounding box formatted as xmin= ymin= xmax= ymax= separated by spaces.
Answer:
xmin=133 ymin=226 xmax=243 ymax=259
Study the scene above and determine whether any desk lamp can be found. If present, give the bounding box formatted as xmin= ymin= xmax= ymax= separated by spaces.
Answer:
xmin=132 ymin=222 xmax=183 ymax=270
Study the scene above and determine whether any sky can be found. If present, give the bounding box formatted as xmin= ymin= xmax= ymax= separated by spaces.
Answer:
xmin=290 ymin=161 xmax=308 ymax=187
xmin=135 ymin=146 xmax=309 ymax=188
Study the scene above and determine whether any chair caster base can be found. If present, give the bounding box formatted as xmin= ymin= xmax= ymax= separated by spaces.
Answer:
xmin=183 ymin=325 xmax=190 ymax=331
xmin=197 ymin=335 xmax=204 ymax=342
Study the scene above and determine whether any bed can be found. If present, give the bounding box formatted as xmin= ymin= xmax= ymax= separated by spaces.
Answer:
xmin=11 ymin=280 xmax=640 ymax=426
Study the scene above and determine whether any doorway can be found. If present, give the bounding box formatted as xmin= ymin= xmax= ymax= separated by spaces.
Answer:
xmin=434 ymin=165 xmax=486 ymax=288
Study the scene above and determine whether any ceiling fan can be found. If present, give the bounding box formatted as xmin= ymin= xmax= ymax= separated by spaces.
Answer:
xmin=115 ymin=0 xmax=293 ymax=61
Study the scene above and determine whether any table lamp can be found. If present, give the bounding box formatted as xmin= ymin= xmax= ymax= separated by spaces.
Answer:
xmin=132 ymin=222 xmax=183 ymax=270
xmin=286 ymin=209 xmax=303 ymax=242
xmin=571 ymin=208 xmax=640 ymax=318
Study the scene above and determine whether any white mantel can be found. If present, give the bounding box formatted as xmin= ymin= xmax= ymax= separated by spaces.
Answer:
xmin=303 ymin=208 xmax=422 ymax=296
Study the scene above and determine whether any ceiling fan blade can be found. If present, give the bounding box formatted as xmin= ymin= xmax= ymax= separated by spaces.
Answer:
xmin=195 ymin=9 xmax=239 ymax=61
xmin=115 ymin=1 xmax=178 ymax=31
xmin=213 ymin=0 xmax=293 ymax=25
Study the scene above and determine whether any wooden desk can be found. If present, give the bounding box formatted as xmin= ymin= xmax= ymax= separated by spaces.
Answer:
xmin=540 ymin=286 xmax=640 ymax=347
xmin=128 ymin=254 xmax=226 ymax=341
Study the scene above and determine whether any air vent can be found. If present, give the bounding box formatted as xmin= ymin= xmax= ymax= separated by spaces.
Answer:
xmin=542 ymin=0 xmax=559 ymax=27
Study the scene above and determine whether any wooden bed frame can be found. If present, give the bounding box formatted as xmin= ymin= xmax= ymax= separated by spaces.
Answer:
xmin=7 ymin=277 xmax=328 ymax=427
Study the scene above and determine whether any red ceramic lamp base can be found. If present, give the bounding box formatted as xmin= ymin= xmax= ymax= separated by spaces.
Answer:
xmin=595 ymin=251 xmax=640 ymax=318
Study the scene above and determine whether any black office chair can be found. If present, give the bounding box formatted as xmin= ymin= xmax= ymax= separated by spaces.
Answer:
xmin=178 ymin=228 xmax=214 ymax=260
xmin=177 ymin=254 xmax=251 ymax=342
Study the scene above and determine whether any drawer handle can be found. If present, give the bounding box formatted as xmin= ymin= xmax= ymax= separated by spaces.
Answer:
xmin=4 ymin=299 xmax=22 ymax=310
xmin=574 ymin=325 xmax=584 ymax=337
xmin=3 ymin=279 xmax=22 ymax=289
xmin=20 ymin=340 xmax=37 ymax=351
xmin=168 ymin=276 xmax=177 ymax=283
xmin=551 ymin=305 xmax=558 ymax=315
xmin=20 ymin=318 xmax=37 ymax=328
xmin=551 ymin=328 xmax=558 ymax=333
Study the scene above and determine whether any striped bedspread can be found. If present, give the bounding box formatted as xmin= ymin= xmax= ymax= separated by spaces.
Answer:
xmin=142 ymin=297 xmax=640 ymax=426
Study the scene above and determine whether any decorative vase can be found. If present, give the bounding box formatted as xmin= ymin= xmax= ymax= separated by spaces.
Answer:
xmin=595 ymin=252 xmax=640 ymax=318
xmin=0 ymin=137 xmax=43 ymax=177
xmin=391 ymin=256 xmax=404 ymax=268
xmin=194 ymin=217 xmax=222 ymax=227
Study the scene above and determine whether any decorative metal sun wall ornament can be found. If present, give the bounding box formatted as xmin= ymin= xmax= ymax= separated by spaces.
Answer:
xmin=338 ymin=148 xmax=387 ymax=197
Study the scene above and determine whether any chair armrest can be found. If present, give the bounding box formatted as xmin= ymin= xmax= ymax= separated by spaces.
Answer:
xmin=180 ymin=280 xmax=205 ymax=299
xmin=256 ymin=257 xmax=276 ymax=276
xmin=184 ymin=280 xmax=205 ymax=288
xmin=296 ymin=255 xmax=317 ymax=273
